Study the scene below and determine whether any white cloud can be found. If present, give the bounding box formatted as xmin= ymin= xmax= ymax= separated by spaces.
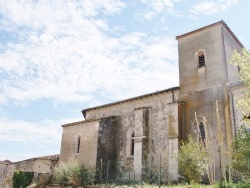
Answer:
xmin=190 ymin=0 xmax=238 ymax=15
xmin=136 ymin=0 xmax=182 ymax=20
xmin=0 ymin=117 xmax=82 ymax=143
xmin=0 ymin=0 xmax=179 ymax=106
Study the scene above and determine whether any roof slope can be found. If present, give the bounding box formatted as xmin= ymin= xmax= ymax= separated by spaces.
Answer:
xmin=82 ymin=86 xmax=180 ymax=118
xmin=176 ymin=20 xmax=244 ymax=48
xmin=14 ymin=154 xmax=59 ymax=163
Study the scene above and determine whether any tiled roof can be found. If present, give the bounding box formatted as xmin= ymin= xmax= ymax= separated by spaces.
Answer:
xmin=61 ymin=119 xmax=99 ymax=128
xmin=82 ymin=86 xmax=180 ymax=118
xmin=0 ymin=160 xmax=12 ymax=164
xmin=2 ymin=160 xmax=12 ymax=164
xmin=14 ymin=154 xmax=60 ymax=163
xmin=35 ymin=154 xmax=60 ymax=161
xmin=176 ymin=20 xmax=244 ymax=48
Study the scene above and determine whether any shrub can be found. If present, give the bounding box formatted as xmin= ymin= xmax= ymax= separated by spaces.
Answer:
xmin=178 ymin=135 xmax=208 ymax=183
xmin=232 ymin=126 xmax=250 ymax=181
xmin=215 ymin=181 xmax=250 ymax=188
xmin=235 ymin=182 xmax=250 ymax=188
xmin=52 ymin=159 xmax=94 ymax=187
xmin=13 ymin=170 xmax=34 ymax=188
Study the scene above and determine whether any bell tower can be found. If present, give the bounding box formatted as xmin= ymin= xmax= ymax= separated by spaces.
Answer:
xmin=176 ymin=20 xmax=243 ymax=141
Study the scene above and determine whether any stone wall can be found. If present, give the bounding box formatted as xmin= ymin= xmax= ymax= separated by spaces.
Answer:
xmin=0 ymin=157 xmax=57 ymax=188
xmin=82 ymin=88 xmax=180 ymax=182
xmin=0 ymin=162 xmax=16 ymax=188
xmin=60 ymin=120 xmax=99 ymax=168
xmin=95 ymin=116 xmax=120 ymax=182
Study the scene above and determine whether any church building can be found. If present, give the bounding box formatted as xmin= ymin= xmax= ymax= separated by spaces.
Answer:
xmin=59 ymin=21 xmax=245 ymax=182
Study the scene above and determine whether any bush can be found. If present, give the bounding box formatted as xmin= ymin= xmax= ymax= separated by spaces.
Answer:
xmin=232 ymin=126 xmax=250 ymax=180
xmin=178 ymin=135 xmax=208 ymax=183
xmin=215 ymin=181 xmax=250 ymax=188
xmin=13 ymin=170 xmax=34 ymax=188
xmin=235 ymin=182 xmax=250 ymax=188
xmin=52 ymin=159 xmax=94 ymax=187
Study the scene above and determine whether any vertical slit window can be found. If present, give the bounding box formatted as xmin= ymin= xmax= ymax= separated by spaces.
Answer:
xmin=199 ymin=122 xmax=205 ymax=141
xmin=131 ymin=132 xmax=134 ymax=156
xmin=76 ymin=136 xmax=81 ymax=153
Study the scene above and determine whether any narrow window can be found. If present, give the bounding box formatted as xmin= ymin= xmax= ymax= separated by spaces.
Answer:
xmin=131 ymin=132 xmax=135 ymax=156
xmin=198 ymin=51 xmax=205 ymax=67
xmin=76 ymin=135 xmax=81 ymax=153
xmin=199 ymin=122 xmax=205 ymax=141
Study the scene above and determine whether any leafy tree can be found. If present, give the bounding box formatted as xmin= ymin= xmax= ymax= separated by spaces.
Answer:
xmin=232 ymin=126 xmax=250 ymax=180
xmin=13 ymin=171 xmax=34 ymax=188
xmin=178 ymin=135 xmax=208 ymax=183
xmin=231 ymin=48 xmax=250 ymax=126
xmin=231 ymin=49 xmax=250 ymax=181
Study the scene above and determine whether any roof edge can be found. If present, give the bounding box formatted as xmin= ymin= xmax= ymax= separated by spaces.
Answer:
xmin=82 ymin=86 xmax=180 ymax=117
xmin=176 ymin=20 xmax=244 ymax=48
xmin=61 ymin=119 xmax=99 ymax=128
xmin=176 ymin=20 xmax=223 ymax=40
xmin=13 ymin=154 xmax=60 ymax=164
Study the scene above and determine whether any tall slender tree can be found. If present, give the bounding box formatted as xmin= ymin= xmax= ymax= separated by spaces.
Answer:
xmin=231 ymin=48 xmax=250 ymax=127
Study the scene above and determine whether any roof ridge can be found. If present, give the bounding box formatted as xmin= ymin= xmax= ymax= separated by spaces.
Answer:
xmin=61 ymin=118 xmax=99 ymax=127
xmin=176 ymin=20 xmax=244 ymax=48
xmin=82 ymin=86 xmax=180 ymax=118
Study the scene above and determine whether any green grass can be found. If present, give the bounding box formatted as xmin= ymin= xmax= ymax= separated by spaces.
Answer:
xmin=102 ymin=184 xmax=214 ymax=188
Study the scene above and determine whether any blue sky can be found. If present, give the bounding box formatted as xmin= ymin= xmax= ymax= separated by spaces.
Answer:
xmin=0 ymin=0 xmax=249 ymax=162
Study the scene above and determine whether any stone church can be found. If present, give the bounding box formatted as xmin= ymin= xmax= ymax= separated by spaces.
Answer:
xmin=59 ymin=21 xmax=245 ymax=182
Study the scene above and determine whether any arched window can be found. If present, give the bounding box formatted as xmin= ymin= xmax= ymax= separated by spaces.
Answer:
xmin=131 ymin=132 xmax=135 ymax=156
xmin=199 ymin=122 xmax=205 ymax=141
xmin=198 ymin=51 xmax=205 ymax=67
xmin=76 ymin=135 xmax=81 ymax=153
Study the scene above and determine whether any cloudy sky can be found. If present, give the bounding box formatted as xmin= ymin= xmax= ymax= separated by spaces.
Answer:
xmin=0 ymin=0 xmax=249 ymax=162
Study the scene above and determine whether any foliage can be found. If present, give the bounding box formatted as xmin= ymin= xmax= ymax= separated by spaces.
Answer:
xmin=52 ymin=159 xmax=94 ymax=187
xmin=13 ymin=170 xmax=34 ymax=188
xmin=142 ymin=169 xmax=168 ymax=184
xmin=231 ymin=49 xmax=250 ymax=182
xmin=231 ymin=48 xmax=250 ymax=127
xmin=234 ymin=182 xmax=250 ymax=188
xmin=215 ymin=181 xmax=250 ymax=188
xmin=178 ymin=135 xmax=208 ymax=183
xmin=232 ymin=126 xmax=250 ymax=180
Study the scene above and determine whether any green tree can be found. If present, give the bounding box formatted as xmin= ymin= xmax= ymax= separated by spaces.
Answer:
xmin=231 ymin=48 xmax=250 ymax=126
xmin=178 ymin=135 xmax=208 ymax=183
xmin=232 ymin=126 xmax=250 ymax=180
xmin=12 ymin=171 xmax=34 ymax=188
xmin=231 ymin=48 xmax=250 ymax=181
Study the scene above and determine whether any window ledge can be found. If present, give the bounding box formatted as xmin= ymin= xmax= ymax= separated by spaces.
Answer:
xmin=197 ymin=65 xmax=206 ymax=69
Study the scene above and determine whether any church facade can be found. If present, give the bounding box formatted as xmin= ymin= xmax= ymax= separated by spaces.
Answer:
xmin=59 ymin=21 xmax=245 ymax=182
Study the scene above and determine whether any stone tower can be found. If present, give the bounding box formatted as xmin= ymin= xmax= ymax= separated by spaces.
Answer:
xmin=176 ymin=20 xmax=243 ymax=140
xmin=176 ymin=21 xmax=243 ymax=178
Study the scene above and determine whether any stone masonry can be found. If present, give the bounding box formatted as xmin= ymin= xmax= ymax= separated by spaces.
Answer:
xmin=59 ymin=20 xmax=245 ymax=183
